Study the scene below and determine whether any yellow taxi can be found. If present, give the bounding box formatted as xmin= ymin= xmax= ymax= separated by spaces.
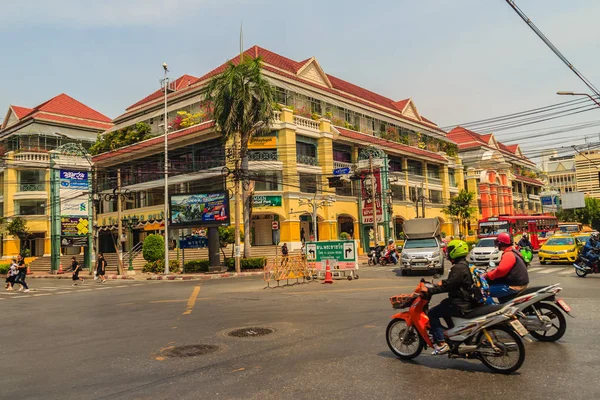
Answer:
xmin=539 ymin=235 xmax=581 ymax=265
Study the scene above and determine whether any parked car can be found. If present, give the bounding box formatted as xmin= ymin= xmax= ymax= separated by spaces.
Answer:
xmin=467 ymin=237 xmax=502 ymax=266
xmin=538 ymin=235 xmax=580 ymax=265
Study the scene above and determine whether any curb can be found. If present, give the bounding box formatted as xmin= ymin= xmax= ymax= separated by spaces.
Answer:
xmin=146 ymin=271 xmax=264 ymax=281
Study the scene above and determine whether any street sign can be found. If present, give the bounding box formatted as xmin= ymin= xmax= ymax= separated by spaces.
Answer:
xmin=272 ymin=221 xmax=279 ymax=230
xmin=253 ymin=195 xmax=282 ymax=207
xmin=333 ymin=167 xmax=351 ymax=175
xmin=305 ymin=240 xmax=357 ymax=270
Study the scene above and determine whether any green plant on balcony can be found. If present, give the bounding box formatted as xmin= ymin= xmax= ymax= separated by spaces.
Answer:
xmin=324 ymin=111 xmax=333 ymax=120
xmin=416 ymin=132 xmax=427 ymax=149
xmin=331 ymin=117 xmax=345 ymax=126
xmin=89 ymin=122 xmax=151 ymax=155
xmin=172 ymin=110 xmax=206 ymax=131
xmin=380 ymin=126 xmax=400 ymax=142
xmin=293 ymin=106 xmax=312 ymax=119
xmin=311 ymin=112 xmax=321 ymax=121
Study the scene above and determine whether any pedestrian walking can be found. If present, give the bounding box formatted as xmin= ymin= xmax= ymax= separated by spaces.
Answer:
xmin=96 ymin=253 xmax=107 ymax=283
xmin=71 ymin=256 xmax=84 ymax=286
xmin=281 ymin=243 xmax=289 ymax=267
xmin=13 ymin=254 xmax=29 ymax=292
xmin=300 ymin=228 xmax=305 ymax=243
xmin=4 ymin=258 xmax=18 ymax=291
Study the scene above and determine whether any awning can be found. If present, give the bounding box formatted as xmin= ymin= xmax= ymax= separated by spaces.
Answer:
xmin=143 ymin=222 xmax=164 ymax=231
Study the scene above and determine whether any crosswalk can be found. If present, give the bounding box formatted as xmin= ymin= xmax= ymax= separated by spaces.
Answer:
xmin=0 ymin=281 xmax=147 ymax=300
xmin=361 ymin=265 xmax=577 ymax=276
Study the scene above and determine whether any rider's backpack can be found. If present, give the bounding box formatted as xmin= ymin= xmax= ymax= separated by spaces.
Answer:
xmin=468 ymin=265 xmax=493 ymax=305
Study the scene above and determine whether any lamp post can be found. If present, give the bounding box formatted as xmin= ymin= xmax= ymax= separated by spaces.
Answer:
xmin=556 ymin=91 xmax=600 ymax=108
xmin=161 ymin=63 xmax=170 ymax=275
xmin=298 ymin=196 xmax=335 ymax=241
xmin=121 ymin=215 xmax=139 ymax=271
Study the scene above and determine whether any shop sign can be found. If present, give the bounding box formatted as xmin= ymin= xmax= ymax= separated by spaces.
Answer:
xmin=360 ymin=169 xmax=383 ymax=224
xmin=253 ymin=195 xmax=282 ymax=207
xmin=61 ymin=236 xmax=89 ymax=247
xmin=179 ymin=236 xmax=209 ymax=249
xmin=248 ymin=136 xmax=277 ymax=149
xmin=61 ymin=217 xmax=89 ymax=236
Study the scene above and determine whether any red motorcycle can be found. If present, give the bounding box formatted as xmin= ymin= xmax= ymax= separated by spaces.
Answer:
xmin=379 ymin=249 xmax=398 ymax=266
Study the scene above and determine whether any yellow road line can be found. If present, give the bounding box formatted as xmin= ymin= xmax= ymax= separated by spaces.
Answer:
xmin=149 ymin=299 xmax=187 ymax=304
xmin=182 ymin=286 xmax=201 ymax=315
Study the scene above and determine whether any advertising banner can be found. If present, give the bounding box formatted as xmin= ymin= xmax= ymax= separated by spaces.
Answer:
xmin=360 ymin=169 xmax=383 ymax=224
xmin=61 ymin=236 xmax=89 ymax=247
xmin=60 ymin=170 xmax=89 ymax=217
xmin=61 ymin=217 xmax=90 ymax=236
xmin=170 ymin=192 xmax=230 ymax=227
xmin=248 ymin=136 xmax=277 ymax=149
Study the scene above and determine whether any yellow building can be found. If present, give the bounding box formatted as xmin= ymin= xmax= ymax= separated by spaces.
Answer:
xmin=0 ymin=94 xmax=112 ymax=258
xmin=93 ymin=46 xmax=462 ymax=254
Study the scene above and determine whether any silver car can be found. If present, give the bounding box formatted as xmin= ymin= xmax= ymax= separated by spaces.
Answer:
xmin=467 ymin=237 xmax=502 ymax=266
xmin=400 ymin=237 xmax=445 ymax=276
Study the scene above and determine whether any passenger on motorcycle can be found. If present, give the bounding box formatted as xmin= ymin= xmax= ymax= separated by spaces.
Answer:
xmin=517 ymin=233 xmax=532 ymax=249
xmin=581 ymin=232 xmax=600 ymax=269
xmin=485 ymin=232 xmax=529 ymax=299
xmin=421 ymin=239 xmax=481 ymax=355
xmin=386 ymin=239 xmax=399 ymax=264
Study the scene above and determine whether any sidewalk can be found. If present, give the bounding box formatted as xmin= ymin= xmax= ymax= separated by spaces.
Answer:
xmin=25 ymin=270 xmax=265 ymax=281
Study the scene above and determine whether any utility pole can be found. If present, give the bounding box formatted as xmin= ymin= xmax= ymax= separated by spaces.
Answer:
xmin=421 ymin=182 xmax=426 ymax=218
xmin=117 ymin=168 xmax=124 ymax=275
xmin=91 ymin=167 xmax=99 ymax=276
xmin=234 ymin=132 xmax=242 ymax=273
xmin=162 ymin=63 xmax=170 ymax=275
xmin=369 ymin=154 xmax=378 ymax=246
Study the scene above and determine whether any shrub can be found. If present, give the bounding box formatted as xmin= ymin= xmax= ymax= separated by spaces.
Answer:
xmin=0 ymin=263 xmax=10 ymax=275
xmin=225 ymin=257 xmax=267 ymax=271
xmin=184 ymin=260 xmax=210 ymax=273
xmin=339 ymin=232 xmax=350 ymax=240
xmin=142 ymin=259 xmax=180 ymax=274
xmin=143 ymin=234 xmax=165 ymax=262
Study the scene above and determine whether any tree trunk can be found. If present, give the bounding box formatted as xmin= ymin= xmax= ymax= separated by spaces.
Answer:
xmin=242 ymin=156 xmax=252 ymax=259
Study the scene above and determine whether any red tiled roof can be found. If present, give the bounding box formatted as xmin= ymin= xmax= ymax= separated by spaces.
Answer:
xmin=11 ymin=106 xmax=33 ymax=119
xmin=392 ymin=99 xmax=410 ymax=112
xmin=421 ymin=116 xmax=437 ymax=126
xmin=335 ymin=127 xmax=446 ymax=161
xmin=35 ymin=93 xmax=112 ymax=122
xmin=514 ymin=174 xmax=543 ymax=186
xmin=34 ymin=113 xmax=112 ymax=129
xmin=126 ymin=74 xmax=200 ymax=111
xmin=93 ymin=121 xmax=215 ymax=163
xmin=120 ymin=46 xmax=446 ymax=133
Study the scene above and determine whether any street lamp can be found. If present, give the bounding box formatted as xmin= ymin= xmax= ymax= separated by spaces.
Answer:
xmin=121 ymin=215 xmax=139 ymax=271
xmin=556 ymin=91 xmax=600 ymax=108
xmin=298 ymin=196 xmax=335 ymax=241
xmin=161 ymin=63 xmax=171 ymax=275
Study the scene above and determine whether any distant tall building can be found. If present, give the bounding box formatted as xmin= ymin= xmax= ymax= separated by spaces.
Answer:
xmin=575 ymin=151 xmax=600 ymax=198
xmin=543 ymin=154 xmax=576 ymax=194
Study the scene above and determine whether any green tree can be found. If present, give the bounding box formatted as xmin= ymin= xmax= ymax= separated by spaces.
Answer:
xmin=443 ymin=190 xmax=478 ymax=237
xmin=557 ymin=197 xmax=600 ymax=230
xmin=202 ymin=55 xmax=275 ymax=268
xmin=143 ymin=234 xmax=165 ymax=262
xmin=6 ymin=217 xmax=31 ymax=255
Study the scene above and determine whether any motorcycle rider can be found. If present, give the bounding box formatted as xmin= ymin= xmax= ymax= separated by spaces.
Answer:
xmin=421 ymin=239 xmax=481 ymax=355
xmin=517 ymin=233 xmax=532 ymax=249
xmin=485 ymin=232 xmax=529 ymax=299
xmin=580 ymin=232 xmax=600 ymax=271
xmin=386 ymin=238 xmax=399 ymax=265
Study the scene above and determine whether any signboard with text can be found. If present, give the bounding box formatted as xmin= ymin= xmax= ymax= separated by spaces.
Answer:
xmin=61 ymin=217 xmax=90 ymax=236
xmin=305 ymin=240 xmax=357 ymax=270
xmin=253 ymin=195 xmax=282 ymax=207
xmin=360 ymin=169 xmax=383 ymax=224
xmin=248 ymin=136 xmax=277 ymax=149
xmin=170 ymin=192 xmax=230 ymax=227
xmin=60 ymin=170 xmax=89 ymax=217
xmin=179 ymin=236 xmax=209 ymax=249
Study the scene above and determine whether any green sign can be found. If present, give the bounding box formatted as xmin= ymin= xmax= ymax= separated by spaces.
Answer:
xmin=253 ymin=195 xmax=282 ymax=207
xmin=306 ymin=240 xmax=356 ymax=269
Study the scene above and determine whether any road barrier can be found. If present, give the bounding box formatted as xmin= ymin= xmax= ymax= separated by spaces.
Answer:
xmin=263 ymin=255 xmax=315 ymax=288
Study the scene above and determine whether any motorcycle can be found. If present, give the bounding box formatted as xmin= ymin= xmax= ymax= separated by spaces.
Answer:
xmin=573 ymin=248 xmax=600 ymax=277
xmin=518 ymin=246 xmax=533 ymax=267
xmin=386 ymin=279 xmax=527 ymax=374
xmin=379 ymin=249 xmax=398 ymax=266
xmin=368 ymin=246 xmax=384 ymax=266
xmin=486 ymin=262 xmax=572 ymax=341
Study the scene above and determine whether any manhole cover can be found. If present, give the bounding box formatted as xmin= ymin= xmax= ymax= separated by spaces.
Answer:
xmin=161 ymin=344 xmax=219 ymax=358
xmin=227 ymin=327 xmax=274 ymax=337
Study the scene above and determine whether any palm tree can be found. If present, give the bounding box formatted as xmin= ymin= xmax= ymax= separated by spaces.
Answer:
xmin=203 ymin=56 xmax=275 ymax=269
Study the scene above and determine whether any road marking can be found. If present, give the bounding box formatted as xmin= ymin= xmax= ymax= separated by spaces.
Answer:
xmin=33 ymin=293 xmax=52 ymax=297
xmin=55 ymin=291 xmax=72 ymax=295
xmin=559 ymin=269 xmax=575 ymax=275
xmin=149 ymin=299 xmax=187 ymax=304
xmin=528 ymin=268 xmax=542 ymax=272
xmin=182 ymin=286 xmax=201 ymax=315
xmin=538 ymin=268 xmax=560 ymax=274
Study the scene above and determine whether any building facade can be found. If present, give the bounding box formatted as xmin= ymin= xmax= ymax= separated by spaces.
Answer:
xmin=447 ymin=126 xmax=543 ymax=222
xmin=540 ymin=152 xmax=576 ymax=194
xmin=575 ymin=151 xmax=600 ymax=198
xmin=0 ymin=94 xmax=112 ymax=258
xmin=93 ymin=46 xmax=463 ymax=254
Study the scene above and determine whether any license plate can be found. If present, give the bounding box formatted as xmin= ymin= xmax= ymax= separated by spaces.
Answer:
xmin=557 ymin=299 xmax=571 ymax=313
xmin=510 ymin=319 xmax=529 ymax=337
xmin=552 ymin=256 xmax=560 ymax=260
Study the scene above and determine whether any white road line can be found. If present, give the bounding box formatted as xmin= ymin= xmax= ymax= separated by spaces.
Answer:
xmin=55 ymin=291 xmax=72 ymax=295
xmin=559 ymin=269 xmax=575 ymax=275
xmin=77 ymin=289 xmax=93 ymax=292
xmin=33 ymin=293 xmax=52 ymax=297
xmin=538 ymin=268 xmax=560 ymax=274
xmin=114 ymin=285 xmax=127 ymax=288
xmin=528 ymin=268 xmax=542 ymax=272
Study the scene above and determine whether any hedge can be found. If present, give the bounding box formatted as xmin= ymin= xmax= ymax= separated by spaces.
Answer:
xmin=0 ymin=263 xmax=10 ymax=275
xmin=143 ymin=259 xmax=180 ymax=274
xmin=225 ymin=257 xmax=267 ymax=271
xmin=184 ymin=260 xmax=210 ymax=273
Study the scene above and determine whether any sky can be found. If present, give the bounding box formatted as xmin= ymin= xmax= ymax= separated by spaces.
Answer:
xmin=1 ymin=0 xmax=600 ymax=161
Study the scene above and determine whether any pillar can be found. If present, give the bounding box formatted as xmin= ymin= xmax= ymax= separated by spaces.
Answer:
xmin=278 ymin=108 xmax=298 ymax=193
xmin=441 ymin=164 xmax=450 ymax=206
xmin=208 ymin=227 xmax=220 ymax=272
xmin=318 ymin=118 xmax=334 ymax=196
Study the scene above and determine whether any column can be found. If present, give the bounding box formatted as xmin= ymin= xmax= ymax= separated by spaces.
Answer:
xmin=318 ymin=118 xmax=334 ymax=196
xmin=278 ymin=108 xmax=298 ymax=193
xmin=440 ymin=164 xmax=450 ymax=206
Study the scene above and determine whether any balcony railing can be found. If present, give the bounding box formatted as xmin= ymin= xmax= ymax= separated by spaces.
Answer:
xmin=273 ymin=111 xmax=281 ymax=122
xmin=297 ymin=154 xmax=318 ymax=166
xmin=294 ymin=115 xmax=320 ymax=131
xmin=14 ymin=152 xmax=50 ymax=164
xmin=333 ymin=161 xmax=353 ymax=170
xmin=248 ymin=150 xmax=278 ymax=162
xmin=19 ymin=183 xmax=45 ymax=192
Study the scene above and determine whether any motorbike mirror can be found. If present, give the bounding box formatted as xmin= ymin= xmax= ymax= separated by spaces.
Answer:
xmin=488 ymin=261 xmax=496 ymax=268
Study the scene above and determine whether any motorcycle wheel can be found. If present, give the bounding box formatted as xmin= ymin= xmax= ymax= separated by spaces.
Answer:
xmin=386 ymin=318 xmax=424 ymax=360
xmin=477 ymin=326 xmax=525 ymax=374
xmin=575 ymin=267 xmax=588 ymax=277
xmin=380 ymin=259 xmax=388 ymax=266
xmin=368 ymin=258 xmax=373 ymax=266
xmin=525 ymin=302 xmax=567 ymax=342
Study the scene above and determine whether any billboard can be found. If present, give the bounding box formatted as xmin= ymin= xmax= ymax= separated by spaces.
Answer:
xmin=561 ymin=192 xmax=585 ymax=210
xmin=60 ymin=170 xmax=89 ymax=216
xmin=360 ymin=169 xmax=383 ymax=224
xmin=169 ymin=192 xmax=230 ymax=227
xmin=61 ymin=217 xmax=90 ymax=236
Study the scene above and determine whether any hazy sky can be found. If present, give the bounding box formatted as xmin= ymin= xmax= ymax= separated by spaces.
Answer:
xmin=2 ymin=0 xmax=599 ymax=159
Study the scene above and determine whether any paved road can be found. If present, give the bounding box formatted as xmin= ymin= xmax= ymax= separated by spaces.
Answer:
xmin=2 ymin=260 xmax=598 ymax=399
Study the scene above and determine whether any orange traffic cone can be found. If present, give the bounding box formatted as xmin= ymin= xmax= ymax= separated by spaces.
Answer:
xmin=323 ymin=260 xmax=333 ymax=284
xmin=27 ymin=265 xmax=31 ymax=275
xmin=58 ymin=263 xmax=63 ymax=274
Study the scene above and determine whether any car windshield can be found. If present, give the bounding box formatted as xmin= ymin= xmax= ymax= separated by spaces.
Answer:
xmin=404 ymin=238 xmax=438 ymax=249
xmin=476 ymin=239 xmax=496 ymax=248
xmin=545 ymin=237 xmax=574 ymax=246
xmin=577 ymin=235 xmax=590 ymax=243
xmin=558 ymin=225 xmax=579 ymax=233
xmin=478 ymin=221 xmax=509 ymax=236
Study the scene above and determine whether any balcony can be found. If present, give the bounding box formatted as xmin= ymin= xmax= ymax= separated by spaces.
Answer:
xmin=19 ymin=183 xmax=45 ymax=192
xmin=297 ymin=154 xmax=318 ymax=166
xmin=13 ymin=152 xmax=50 ymax=167
xmin=248 ymin=150 xmax=278 ymax=162
xmin=294 ymin=115 xmax=320 ymax=132
xmin=333 ymin=161 xmax=353 ymax=170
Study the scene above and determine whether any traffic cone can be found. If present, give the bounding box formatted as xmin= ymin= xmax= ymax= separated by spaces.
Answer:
xmin=58 ymin=263 xmax=63 ymax=274
xmin=323 ymin=260 xmax=333 ymax=284
xmin=27 ymin=265 xmax=31 ymax=275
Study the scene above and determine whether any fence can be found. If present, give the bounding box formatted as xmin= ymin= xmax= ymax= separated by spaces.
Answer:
xmin=263 ymin=255 xmax=315 ymax=288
